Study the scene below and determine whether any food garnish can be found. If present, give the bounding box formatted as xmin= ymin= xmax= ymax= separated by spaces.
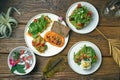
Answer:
xmin=32 ymin=35 xmax=47 ymax=53
xmin=28 ymin=15 xmax=52 ymax=38
xmin=58 ymin=16 xmax=63 ymax=22
xmin=74 ymin=45 xmax=97 ymax=70
xmin=0 ymin=7 xmax=21 ymax=38
xmin=69 ymin=3 xmax=92 ymax=29
xmin=9 ymin=49 xmax=33 ymax=73
xmin=44 ymin=31 xmax=65 ymax=47
xmin=51 ymin=21 xmax=70 ymax=37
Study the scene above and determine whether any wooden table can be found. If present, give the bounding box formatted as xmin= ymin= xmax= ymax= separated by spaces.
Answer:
xmin=0 ymin=0 xmax=120 ymax=80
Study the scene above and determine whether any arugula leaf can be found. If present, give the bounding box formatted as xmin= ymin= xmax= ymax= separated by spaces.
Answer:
xmin=74 ymin=45 xmax=97 ymax=65
xmin=28 ymin=15 xmax=51 ymax=38
xmin=69 ymin=5 xmax=92 ymax=29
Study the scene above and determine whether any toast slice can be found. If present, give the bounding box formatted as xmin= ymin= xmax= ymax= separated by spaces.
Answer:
xmin=51 ymin=21 xmax=70 ymax=37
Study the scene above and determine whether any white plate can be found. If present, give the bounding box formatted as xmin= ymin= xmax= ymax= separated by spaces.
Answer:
xmin=68 ymin=41 xmax=102 ymax=75
xmin=66 ymin=1 xmax=99 ymax=34
xmin=24 ymin=13 xmax=69 ymax=57
xmin=8 ymin=46 xmax=36 ymax=75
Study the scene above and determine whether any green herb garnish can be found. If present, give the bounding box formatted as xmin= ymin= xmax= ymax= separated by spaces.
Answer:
xmin=11 ymin=64 xmax=25 ymax=73
xmin=13 ymin=51 xmax=20 ymax=60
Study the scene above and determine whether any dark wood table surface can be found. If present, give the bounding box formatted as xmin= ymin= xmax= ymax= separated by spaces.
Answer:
xmin=0 ymin=0 xmax=120 ymax=80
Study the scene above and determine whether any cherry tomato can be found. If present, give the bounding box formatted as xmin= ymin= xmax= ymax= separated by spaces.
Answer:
xmin=34 ymin=19 xmax=38 ymax=22
xmin=20 ymin=50 xmax=24 ymax=54
xmin=26 ymin=56 xmax=32 ymax=60
xmin=26 ymin=62 xmax=30 ymax=69
xmin=87 ymin=11 xmax=92 ymax=16
xmin=36 ymin=42 xmax=41 ymax=47
xmin=77 ymin=4 xmax=82 ymax=8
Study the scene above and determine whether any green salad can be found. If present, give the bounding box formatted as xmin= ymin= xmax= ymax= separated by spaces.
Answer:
xmin=69 ymin=4 xmax=92 ymax=29
xmin=74 ymin=45 xmax=97 ymax=66
xmin=28 ymin=15 xmax=52 ymax=38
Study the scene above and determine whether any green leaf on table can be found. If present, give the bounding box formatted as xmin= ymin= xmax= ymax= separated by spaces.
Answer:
xmin=42 ymin=56 xmax=66 ymax=78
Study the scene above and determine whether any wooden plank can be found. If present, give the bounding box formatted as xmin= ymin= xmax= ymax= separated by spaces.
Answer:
xmin=0 ymin=0 xmax=120 ymax=80
xmin=0 ymin=24 xmax=26 ymax=53
xmin=0 ymin=54 xmax=119 ymax=79
xmin=0 ymin=73 xmax=119 ymax=80
xmin=0 ymin=24 xmax=119 ymax=56
xmin=1 ymin=0 xmax=120 ymax=26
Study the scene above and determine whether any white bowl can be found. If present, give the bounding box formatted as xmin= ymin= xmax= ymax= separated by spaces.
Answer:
xmin=66 ymin=1 xmax=99 ymax=34
xmin=8 ymin=46 xmax=36 ymax=75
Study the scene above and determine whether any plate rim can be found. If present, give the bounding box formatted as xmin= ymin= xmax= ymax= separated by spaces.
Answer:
xmin=68 ymin=41 xmax=102 ymax=75
xmin=66 ymin=1 xmax=99 ymax=34
xmin=24 ymin=13 xmax=69 ymax=57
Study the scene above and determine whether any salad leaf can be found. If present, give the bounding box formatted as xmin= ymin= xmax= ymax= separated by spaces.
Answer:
xmin=28 ymin=15 xmax=51 ymax=38
xmin=69 ymin=4 xmax=92 ymax=29
xmin=74 ymin=45 xmax=97 ymax=65
xmin=16 ymin=64 xmax=25 ymax=73
xmin=11 ymin=64 xmax=25 ymax=73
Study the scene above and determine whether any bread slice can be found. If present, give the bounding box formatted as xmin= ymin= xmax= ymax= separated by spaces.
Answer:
xmin=51 ymin=21 xmax=70 ymax=37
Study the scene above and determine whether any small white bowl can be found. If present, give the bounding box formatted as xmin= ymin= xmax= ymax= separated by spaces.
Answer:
xmin=66 ymin=1 xmax=99 ymax=34
xmin=8 ymin=46 xmax=36 ymax=75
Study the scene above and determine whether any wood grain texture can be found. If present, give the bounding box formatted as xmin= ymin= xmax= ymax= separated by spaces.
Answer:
xmin=0 ymin=54 xmax=120 ymax=80
xmin=1 ymin=0 xmax=120 ymax=26
xmin=0 ymin=25 xmax=119 ymax=56
xmin=0 ymin=0 xmax=120 ymax=80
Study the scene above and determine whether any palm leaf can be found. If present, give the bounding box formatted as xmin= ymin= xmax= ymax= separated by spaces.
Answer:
xmin=96 ymin=28 xmax=120 ymax=67
xmin=108 ymin=39 xmax=120 ymax=55
xmin=109 ymin=39 xmax=120 ymax=67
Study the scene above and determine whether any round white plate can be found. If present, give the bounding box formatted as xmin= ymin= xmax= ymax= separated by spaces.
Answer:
xmin=66 ymin=1 xmax=99 ymax=34
xmin=68 ymin=41 xmax=102 ymax=75
xmin=24 ymin=13 xmax=69 ymax=57
xmin=8 ymin=46 xmax=36 ymax=75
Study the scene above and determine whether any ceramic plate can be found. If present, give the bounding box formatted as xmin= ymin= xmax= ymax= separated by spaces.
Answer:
xmin=24 ymin=13 xmax=69 ymax=57
xmin=68 ymin=41 xmax=102 ymax=75
xmin=8 ymin=46 xmax=36 ymax=75
xmin=66 ymin=1 xmax=99 ymax=34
